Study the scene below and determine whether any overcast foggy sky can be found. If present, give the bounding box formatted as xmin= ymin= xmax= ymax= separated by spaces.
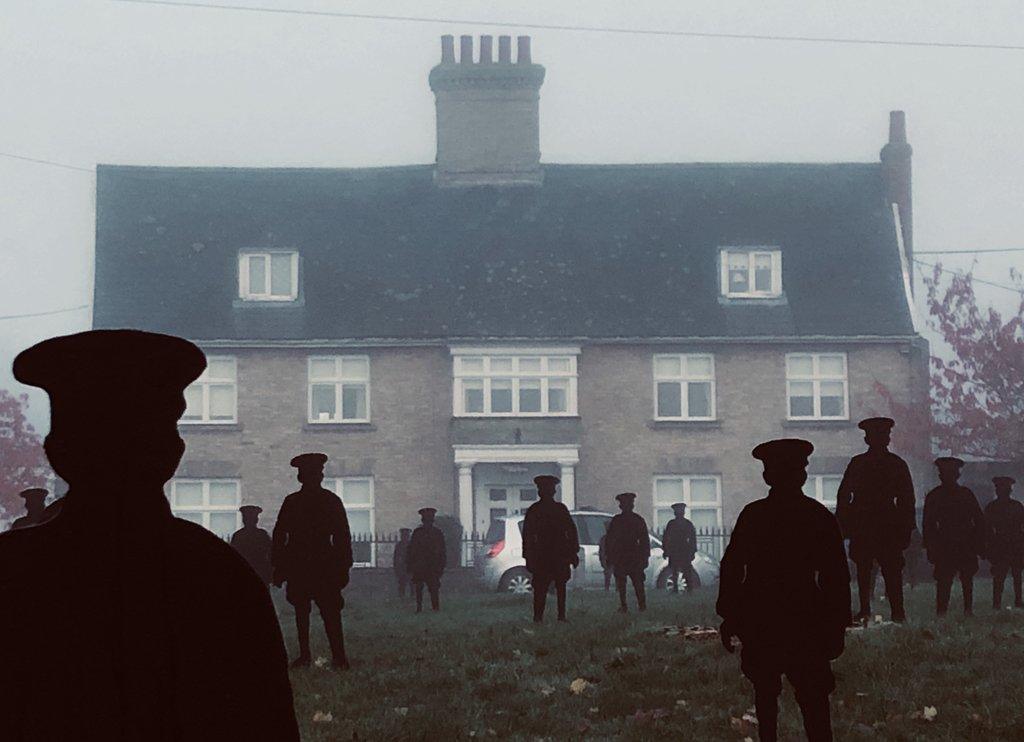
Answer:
xmin=2 ymin=0 xmax=1023 ymax=431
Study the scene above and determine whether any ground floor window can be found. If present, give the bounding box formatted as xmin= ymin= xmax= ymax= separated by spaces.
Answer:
xmin=809 ymin=474 xmax=842 ymax=509
xmin=652 ymin=475 xmax=722 ymax=531
xmin=327 ymin=477 xmax=375 ymax=566
xmin=167 ymin=479 xmax=240 ymax=538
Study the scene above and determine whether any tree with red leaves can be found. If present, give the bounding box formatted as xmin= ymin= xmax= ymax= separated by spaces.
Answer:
xmin=0 ymin=389 xmax=51 ymax=522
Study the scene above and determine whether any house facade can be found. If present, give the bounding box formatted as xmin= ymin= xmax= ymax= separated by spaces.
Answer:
xmin=93 ymin=35 xmax=929 ymax=562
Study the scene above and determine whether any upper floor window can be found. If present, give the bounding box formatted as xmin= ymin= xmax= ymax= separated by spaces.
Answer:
xmin=238 ymin=251 xmax=298 ymax=301
xmin=327 ymin=477 xmax=375 ymax=566
xmin=720 ymin=248 xmax=782 ymax=298
xmin=653 ymin=475 xmax=722 ymax=531
xmin=452 ymin=351 xmax=578 ymax=417
xmin=653 ymin=354 xmax=715 ymax=420
xmin=182 ymin=356 xmax=236 ymax=424
xmin=309 ymin=356 xmax=370 ymax=423
xmin=809 ymin=474 xmax=842 ymax=508
xmin=168 ymin=478 xmax=240 ymax=538
xmin=786 ymin=353 xmax=848 ymax=420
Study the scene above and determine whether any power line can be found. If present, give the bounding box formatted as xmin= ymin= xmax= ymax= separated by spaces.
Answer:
xmin=0 ymin=304 xmax=92 ymax=321
xmin=0 ymin=152 xmax=93 ymax=174
xmin=112 ymin=0 xmax=1024 ymax=52
xmin=913 ymin=259 xmax=1024 ymax=294
xmin=916 ymin=248 xmax=1024 ymax=255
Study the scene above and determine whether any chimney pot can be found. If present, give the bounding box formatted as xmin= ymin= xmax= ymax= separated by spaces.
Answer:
xmin=479 ymin=35 xmax=493 ymax=64
xmin=460 ymin=35 xmax=473 ymax=64
xmin=517 ymin=36 xmax=531 ymax=64
xmin=440 ymin=35 xmax=455 ymax=64
xmin=889 ymin=110 xmax=907 ymax=144
xmin=498 ymin=35 xmax=512 ymax=63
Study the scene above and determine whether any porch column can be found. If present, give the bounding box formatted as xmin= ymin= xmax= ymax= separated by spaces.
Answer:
xmin=458 ymin=463 xmax=474 ymax=537
xmin=559 ymin=462 xmax=576 ymax=510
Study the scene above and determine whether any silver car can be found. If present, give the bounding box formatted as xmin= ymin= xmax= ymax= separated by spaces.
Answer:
xmin=476 ymin=510 xmax=720 ymax=594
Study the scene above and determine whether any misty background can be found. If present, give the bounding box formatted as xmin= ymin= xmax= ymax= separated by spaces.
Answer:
xmin=2 ymin=0 xmax=1022 ymax=432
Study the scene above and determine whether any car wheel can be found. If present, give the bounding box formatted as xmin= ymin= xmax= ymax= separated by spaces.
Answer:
xmin=499 ymin=568 xmax=533 ymax=594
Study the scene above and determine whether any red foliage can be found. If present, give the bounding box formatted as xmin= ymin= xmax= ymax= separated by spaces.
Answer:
xmin=0 ymin=389 xmax=51 ymax=520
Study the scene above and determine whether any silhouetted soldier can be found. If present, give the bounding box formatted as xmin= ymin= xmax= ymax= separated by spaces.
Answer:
xmin=662 ymin=502 xmax=698 ymax=593
xmin=835 ymin=417 xmax=916 ymax=623
xmin=231 ymin=505 xmax=272 ymax=585
xmin=923 ymin=456 xmax=987 ymax=617
xmin=984 ymin=476 xmax=1023 ymax=609
xmin=272 ymin=452 xmax=353 ymax=669
xmin=522 ymin=474 xmax=579 ymax=622
xmin=394 ymin=527 xmax=412 ymax=598
xmin=718 ymin=439 xmax=851 ymax=742
xmin=598 ymin=527 xmax=612 ymax=590
xmin=9 ymin=487 xmax=48 ymax=530
xmin=0 ymin=330 xmax=298 ymax=740
xmin=606 ymin=492 xmax=650 ymax=612
xmin=407 ymin=508 xmax=446 ymax=612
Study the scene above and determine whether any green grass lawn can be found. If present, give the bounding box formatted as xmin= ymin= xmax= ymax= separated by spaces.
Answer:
xmin=282 ymin=580 xmax=1024 ymax=740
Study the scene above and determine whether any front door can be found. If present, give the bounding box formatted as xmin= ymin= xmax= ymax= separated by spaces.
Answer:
xmin=484 ymin=485 xmax=538 ymax=535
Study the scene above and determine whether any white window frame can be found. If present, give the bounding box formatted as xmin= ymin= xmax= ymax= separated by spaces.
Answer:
xmin=167 ymin=478 xmax=241 ymax=536
xmin=809 ymin=474 xmax=843 ymax=509
xmin=653 ymin=353 xmax=716 ymax=421
xmin=238 ymin=250 xmax=299 ymax=301
xmin=307 ymin=355 xmax=371 ymax=424
xmin=327 ymin=477 xmax=375 ymax=567
xmin=785 ymin=352 xmax=849 ymax=420
xmin=652 ymin=475 xmax=723 ymax=530
xmin=452 ymin=350 xmax=578 ymax=417
xmin=181 ymin=356 xmax=237 ymax=424
xmin=720 ymin=247 xmax=783 ymax=298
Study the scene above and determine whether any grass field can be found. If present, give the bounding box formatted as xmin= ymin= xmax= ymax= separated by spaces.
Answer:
xmin=282 ymin=580 xmax=1024 ymax=740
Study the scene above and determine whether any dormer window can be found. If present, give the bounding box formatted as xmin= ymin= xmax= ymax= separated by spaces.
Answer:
xmin=238 ymin=251 xmax=298 ymax=301
xmin=720 ymin=248 xmax=782 ymax=298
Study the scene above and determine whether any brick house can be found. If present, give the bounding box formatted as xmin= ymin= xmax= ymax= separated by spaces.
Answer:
xmin=93 ymin=35 xmax=929 ymax=564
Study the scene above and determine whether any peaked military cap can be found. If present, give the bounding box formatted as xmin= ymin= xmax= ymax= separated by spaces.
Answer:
xmin=993 ymin=476 xmax=1016 ymax=487
xmin=290 ymin=452 xmax=328 ymax=470
xmin=418 ymin=507 xmax=437 ymax=517
xmin=752 ymin=438 xmax=814 ymax=465
xmin=858 ymin=417 xmax=895 ymax=432
xmin=615 ymin=492 xmax=637 ymax=503
xmin=19 ymin=487 xmax=48 ymax=500
xmin=671 ymin=502 xmax=687 ymax=510
xmin=399 ymin=527 xmax=412 ymax=534
xmin=934 ymin=456 xmax=964 ymax=469
xmin=533 ymin=475 xmax=560 ymax=487
xmin=239 ymin=505 xmax=263 ymax=515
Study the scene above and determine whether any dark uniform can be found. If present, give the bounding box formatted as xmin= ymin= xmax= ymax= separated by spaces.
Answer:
xmin=230 ymin=505 xmax=273 ymax=585
xmin=394 ymin=528 xmax=412 ymax=598
xmin=407 ymin=509 xmax=446 ymax=612
xmin=0 ymin=330 xmax=298 ymax=740
xmin=835 ymin=417 xmax=916 ymax=622
xmin=598 ymin=530 xmax=612 ymax=590
xmin=922 ymin=456 xmax=987 ymax=616
xmin=662 ymin=502 xmax=698 ymax=593
xmin=522 ymin=474 xmax=580 ymax=622
xmin=606 ymin=492 xmax=650 ymax=612
xmin=984 ymin=476 xmax=1023 ymax=609
xmin=9 ymin=488 xmax=49 ymax=530
xmin=718 ymin=439 xmax=850 ymax=742
xmin=272 ymin=452 xmax=353 ymax=668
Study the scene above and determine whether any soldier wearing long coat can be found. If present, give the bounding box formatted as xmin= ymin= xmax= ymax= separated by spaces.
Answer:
xmin=522 ymin=475 xmax=580 ymax=622
xmin=984 ymin=476 xmax=1023 ymax=609
xmin=407 ymin=509 xmax=446 ymax=612
xmin=662 ymin=502 xmax=698 ymax=593
xmin=605 ymin=492 xmax=651 ymax=612
xmin=922 ymin=456 xmax=987 ymax=617
xmin=230 ymin=505 xmax=273 ymax=585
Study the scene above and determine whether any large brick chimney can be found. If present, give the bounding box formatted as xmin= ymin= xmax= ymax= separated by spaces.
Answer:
xmin=881 ymin=110 xmax=913 ymax=264
xmin=429 ymin=34 xmax=545 ymax=187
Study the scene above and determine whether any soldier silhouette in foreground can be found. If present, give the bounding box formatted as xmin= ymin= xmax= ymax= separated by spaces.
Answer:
xmin=522 ymin=475 xmax=579 ymax=622
xmin=718 ymin=439 xmax=851 ymax=742
xmin=407 ymin=508 xmax=446 ymax=612
xmin=922 ymin=457 xmax=987 ymax=617
xmin=984 ymin=476 xmax=1023 ymax=609
xmin=598 ymin=526 xmax=612 ymax=590
xmin=662 ymin=502 xmax=698 ymax=593
xmin=231 ymin=505 xmax=273 ymax=585
xmin=9 ymin=487 xmax=49 ymax=530
xmin=606 ymin=492 xmax=650 ymax=612
xmin=394 ymin=527 xmax=412 ymax=598
xmin=272 ymin=453 xmax=353 ymax=669
xmin=835 ymin=417 xmax=916 ymax=623
xmin=0 ymin=330 xmax=298 ymax=740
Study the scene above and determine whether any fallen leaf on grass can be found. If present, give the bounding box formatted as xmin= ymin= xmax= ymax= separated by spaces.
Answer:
xmin=730 ymin=715 xmax=757 ymax=736
xmin=675 ymin=699 xmax=689 ymax=708
xmin=521 ymin=628 xmax=535 ymax=636
xmin=570 ymin=678 xmax=590 ymax=695
xmin=540 ymin=686 xmax=556 ymax=697
xmin=312 ymin=711 xmax=334 ymax=723
xmin=923 ymin=706 xmax=938 ymax=722
xmin=577 ymin=719 xmax=592 ymax=734
xmin=313 ymin=656 xmax=330 ymax=668
xmin=920 ymin=628 xmax=937 ymax=640
xmin=588 ymin=707 xmax=599 ymax=715
xmin=393 ymin=707 xmax=408 ymax=717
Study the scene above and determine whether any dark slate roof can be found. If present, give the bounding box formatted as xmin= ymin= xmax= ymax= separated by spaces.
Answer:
xmin=94 ymin=162 xmax=915 ymax=340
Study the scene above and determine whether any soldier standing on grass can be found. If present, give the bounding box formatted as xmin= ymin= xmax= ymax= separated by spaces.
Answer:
xmin=606 ymin=492 xmax=650 ymax=612
xmin=662 ymin=502 xmax=698 ymax=593
xmin=407 ymin=508 xmax=446 ymax=612
xmin=984 ymin=476 xmax=1023 ymax=610
xmin=835 ymin=417 xmax=916 ymax=624
xmin=231 ymin=505 xmax=272 ymax=585
xmin=522 ymin=474 xmax=579 ymax=623
xmin=718 ymin=439 xmax=851 ymax=742
xmin=394 ymin=527 xmax=412 ymax=598
xmin=272 ymin=452 xmax=353 ymax=669
xmin=922 ymin=456 xmax=987 ymax=617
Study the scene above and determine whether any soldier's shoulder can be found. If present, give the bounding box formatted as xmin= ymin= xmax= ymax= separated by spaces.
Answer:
xmin=169 ymin=519 xmax=265 ymax=578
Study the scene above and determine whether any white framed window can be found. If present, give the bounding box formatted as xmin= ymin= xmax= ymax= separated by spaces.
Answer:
xmin=720 ymin=248 xmax=782 ymax=298
xmin=238 ymin=251 xmax=299 ymax=301
xmin=653 ymin=354 xmax=715 ymax=420
xmin=167 ymin=479 xmax=240 ymax=538
xmin=452 ymin=352 xmax=578 ymax=417
xmin=786 ymin=352 xmax=848 ymax=420
xmin=327 ymin=477 xmax=375 ymax=567
xmin=653 ymin=475 xmax=722 ymax=531
xmin=308 ymin=356 xmax=370 ymax=423
xmin=810 ymin=474 xmax=842 ymax=508
xmin=181 ymin=356 xmax=237 ymax=424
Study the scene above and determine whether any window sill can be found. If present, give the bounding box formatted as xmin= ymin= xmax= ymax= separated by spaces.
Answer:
xmin=453 ymin=414 xmax=581 ymax=420
xmin=718 ymin=294 xmax=787 ymax=306
xmin=648 ymin=420 xmax=722 ymax=431
xmin=178 ymin=422 xmax=242 ymax=433
xmin=781 ymin=419 xmax=851 ymax=429
xmin=303 ymin=422 xmax=377 ymax=433
xmin=232 ymin=297 xmax=305 ymax=309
